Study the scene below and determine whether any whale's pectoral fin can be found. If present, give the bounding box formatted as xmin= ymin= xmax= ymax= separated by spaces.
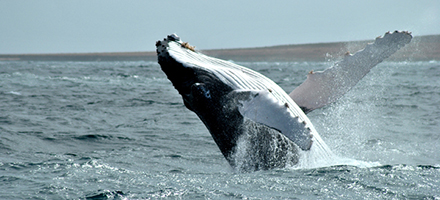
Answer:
xmin=290 ymin=31 xmax=412 ymax=114
xmin=231 ymin=90 xmax=313 ymax=150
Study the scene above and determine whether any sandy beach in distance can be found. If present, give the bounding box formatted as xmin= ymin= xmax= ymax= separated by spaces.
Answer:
xmin=0 ymin=34 xmax=439 ymax=62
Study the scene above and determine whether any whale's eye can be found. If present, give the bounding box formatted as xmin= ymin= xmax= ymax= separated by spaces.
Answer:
xmin=203 ymin=89 xmax=211 ymax=99
xmin=192 ymin=83 xmax=211 ymax=99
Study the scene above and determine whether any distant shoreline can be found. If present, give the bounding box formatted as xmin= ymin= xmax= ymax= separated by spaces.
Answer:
xmin=1 ymin=34 xmax=439 ymax=62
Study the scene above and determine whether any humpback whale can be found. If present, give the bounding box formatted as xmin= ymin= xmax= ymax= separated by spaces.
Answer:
xmin=156 ymin=31 xmax=412 ymax=171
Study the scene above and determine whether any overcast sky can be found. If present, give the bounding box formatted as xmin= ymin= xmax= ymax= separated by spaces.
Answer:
xmin=1 ymin=0 xmax=439 ymax=54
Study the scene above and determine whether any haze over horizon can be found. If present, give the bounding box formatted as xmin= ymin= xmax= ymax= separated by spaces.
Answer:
xmin=1 ymin=0 xmax=439 ymax=54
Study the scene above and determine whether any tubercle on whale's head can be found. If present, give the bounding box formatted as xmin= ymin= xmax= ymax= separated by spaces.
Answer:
xmin=167 ymin=33 xmax=181 ymax=42
xmin=156 ymin=34 xmax=195 ymax=59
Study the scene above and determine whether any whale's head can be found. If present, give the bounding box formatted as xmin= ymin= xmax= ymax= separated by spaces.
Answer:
xmin=156 ymin=34 xmax=233 ymax=113
xmin=156 ymin=35 xmax=245 ymax=159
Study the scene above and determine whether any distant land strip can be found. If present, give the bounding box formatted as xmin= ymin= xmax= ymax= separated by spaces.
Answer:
xmin=1 ymin=34 xmax=439 ymax=62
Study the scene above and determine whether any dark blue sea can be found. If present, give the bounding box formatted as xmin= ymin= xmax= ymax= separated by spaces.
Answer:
xmin=1 ymin=60 xmax=439 ymax=199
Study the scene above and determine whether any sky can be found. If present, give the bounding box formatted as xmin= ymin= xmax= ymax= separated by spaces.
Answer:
xmin=1 ymin=0 xmax=439 ymax=54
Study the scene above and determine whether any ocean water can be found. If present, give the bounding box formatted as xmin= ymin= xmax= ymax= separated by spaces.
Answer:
xmin=0 ymin=60 xmax=439 ymax=199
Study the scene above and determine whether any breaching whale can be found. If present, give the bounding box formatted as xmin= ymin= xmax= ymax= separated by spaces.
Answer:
xmin=156 ymin=31 xmax=412 ymax=171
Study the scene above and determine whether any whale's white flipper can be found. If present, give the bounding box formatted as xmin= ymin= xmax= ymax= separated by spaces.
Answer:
xmin=290 ymin=31 xmax=412 ymax=113
xmin=235 ymin=90 xmax=313 ymax=150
